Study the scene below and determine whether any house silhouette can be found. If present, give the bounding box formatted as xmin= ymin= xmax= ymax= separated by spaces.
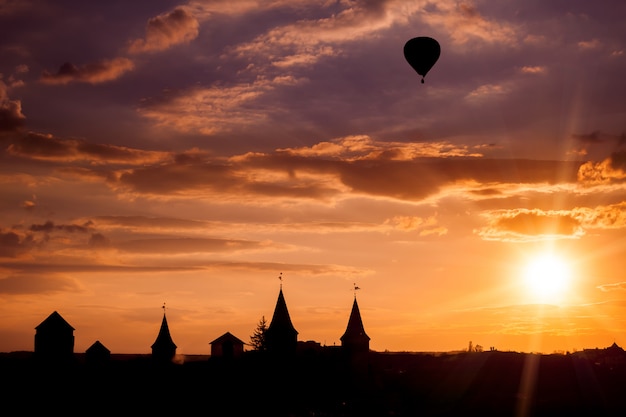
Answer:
xmin=34 ymin=310 xmax=75 ymax=363
xmin=86 ymin=340 xmax=111 ymax=366
xmin=210 ymin=332 xmax=245 ymax=359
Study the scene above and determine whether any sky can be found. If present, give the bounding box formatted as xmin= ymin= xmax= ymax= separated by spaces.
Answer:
xmin=1 ymin=0 xmax=626 ymax=355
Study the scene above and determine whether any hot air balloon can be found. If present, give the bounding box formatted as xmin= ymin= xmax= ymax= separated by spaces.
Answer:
xmin=403 ymin=37 xmax=440 ymax=83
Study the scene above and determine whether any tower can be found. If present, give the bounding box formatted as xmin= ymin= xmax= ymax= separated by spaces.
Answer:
xmin=151 ymin=305 xmax=177 ymax=364
xmin=34 ymin=311 xmax=75 ymax=363
xmin=265 ymin=274 xmax=298 ymax=355
xmin=340 ymin=285 xmax=370 ymax=354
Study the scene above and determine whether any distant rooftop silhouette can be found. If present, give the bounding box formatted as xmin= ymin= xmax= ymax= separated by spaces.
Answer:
xmin=210 ymin=331 xmax=245 ymax=359
xmin=265 ymin=284 xmax=298 ymax=354
xmin=151 ymin=307 xmax=177 ymax=363
xmin=34 ymin=310 xmax=75 ymax=361
xmin=340 ymin=295 xmax=370 ymax=354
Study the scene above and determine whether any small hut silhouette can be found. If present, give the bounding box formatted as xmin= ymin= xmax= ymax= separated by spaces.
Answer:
xmin=210 ymin=332 xmax=245 ymax=359
xmin=86 ymin=340 xmax=111 ymax=366
xmin=151 ymin=306 xmax=177 ymax=364
xmin=34 ymin=311 xmax=75 ymax=363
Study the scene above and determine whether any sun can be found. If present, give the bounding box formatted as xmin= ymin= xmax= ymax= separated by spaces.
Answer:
xmin=523 ymin=254 xmax=572 ymax=303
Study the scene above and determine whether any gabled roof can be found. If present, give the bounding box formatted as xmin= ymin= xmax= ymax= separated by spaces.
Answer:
xmin=210 ymin=332 xmax=246 ymax=345
xmin=151 ymin=312 xmax=177 ymax=350
xmin=267 ymin=288 xmax=298 ymax=336
xmin=35 ymin=311 xmax=75 ymax=331
xmin=86 ymin=340 xmax=110 ymax=355
xmin=340 ymin=297 xmax=370 ymax=342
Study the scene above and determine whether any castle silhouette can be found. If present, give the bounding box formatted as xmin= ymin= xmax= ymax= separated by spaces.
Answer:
xmin=32 ymin=282 xmax=370 ymax=365
xmin=10 ymin=283 xmax=626 ymax=416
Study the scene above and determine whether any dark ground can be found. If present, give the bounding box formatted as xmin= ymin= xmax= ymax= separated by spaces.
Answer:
xmin=3 ymin=349 xmax=626 ymax=416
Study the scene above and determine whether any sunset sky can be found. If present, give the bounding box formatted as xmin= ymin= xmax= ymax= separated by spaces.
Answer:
xmin=1 ymin=0 xmax=626 ymax=355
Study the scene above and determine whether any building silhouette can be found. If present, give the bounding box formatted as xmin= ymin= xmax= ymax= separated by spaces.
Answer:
xmin=340 ymin=294 xmax=370 ymax=354
xmin=151 ymin=308 xmax=177 ymax=364
xmin=210 ymin=332 xmax=245 ymax=359
xmin=34 ymin=310 xmax=75 ymax=363
xmin=265 ymin=284 xmax=298 ymax=355
xmin=85 ymin=340 xmax=111 ymax=366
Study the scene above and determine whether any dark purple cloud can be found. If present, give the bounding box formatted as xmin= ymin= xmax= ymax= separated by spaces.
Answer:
xmin=40 ymin=58 xmax=134 ymax=85
xmin=29 ymin=220 xmax=93 ymax=234
xmin=0 ymin=81 xmax=25 ymax=131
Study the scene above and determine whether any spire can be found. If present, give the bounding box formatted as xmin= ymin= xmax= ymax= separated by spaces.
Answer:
xmin=151 ymin=304 xmax=177 ymax=363
xmin=340 ymin=290 xmax=370 ymax=354
xmin=265 ymin=275 xmax=298 ymax=354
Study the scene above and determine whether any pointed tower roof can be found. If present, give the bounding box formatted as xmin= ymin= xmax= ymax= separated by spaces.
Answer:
xmin=340 ymin=295 xmax=370 ymax=354
xmin=341 ymin=297 xmax=370 ymax=342
xmin=151 ymin=308 xmax=177 ymax=355
xmin=265 ymin=283 xmax=298 ymax=354
xmin=267 ymin=288 xmax=298 ymax=335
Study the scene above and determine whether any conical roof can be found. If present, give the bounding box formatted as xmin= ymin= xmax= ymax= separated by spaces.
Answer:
xmin=265 ymin=287 xmax=298 ymax=353
xmin=267 ymin=288 xmax=298 ymax=335
xmin=151 ymin=311 xmax=177 ymax=351
xmin=340 ymin=297 xmax=370 ymax=345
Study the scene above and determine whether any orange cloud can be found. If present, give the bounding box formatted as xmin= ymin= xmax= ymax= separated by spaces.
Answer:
xmin=229 ymin=0 xmax=425 ymax=69
xmin=476 ymin=209 xmax=584 ymax=242
xmin=6 ymin=132 xmax=170 ymax=165
xmin=279 ymin=136 xmax=485 ymax=160
xmin=578 ymin=158 xmax=626 ymax=185
xmin=477 ymin=203 xmax=626 ymax=242
xmin=421 ymin=1 xmax=518 ymax=46
xmin=0 ymin=273 xmax=82 ymax=295
xmin=0 ymin=230 xmax=36 ymax=258
xmin=138 ymin=76 xmax=307 ymax=134
xmin=128 ymin=7 xmax=199 ymax=54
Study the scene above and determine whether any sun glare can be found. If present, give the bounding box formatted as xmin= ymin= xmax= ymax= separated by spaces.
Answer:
xmin=523 ymin=254 xmax=572 ymax=303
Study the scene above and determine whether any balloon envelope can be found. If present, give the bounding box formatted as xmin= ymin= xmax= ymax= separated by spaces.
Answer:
xmin=403 ymin=37 xmax=440 ymax=83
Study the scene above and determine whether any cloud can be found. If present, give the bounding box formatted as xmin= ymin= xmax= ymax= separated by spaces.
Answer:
xmin=112 ymin=144 xmax=579 ymax=202
xmin=6 ymin=132 xmax=170 ymax=165
xmin=577 ymin=154 xmax=626 ymax=185
xmin=279 ymin=136 xmax=485 ymax=160
xmin=597 ymin=282 xmax=626 ymax=292
xmin=29 ymin=220 xmax=93 ymax=234
xmin=40 ymin=57 xmax=134 ymax=85
xmin=420 ymin=1 xmax=519 ymax=46
xmin=88 ymin=233 xmax=110 ymax=249
xmin=477 ymin=202 xmax=626 ymax=242
xmin=138 ymin=76 xmax=307 ymax=135
xmin=0 ymin=230 xmax=35 ymax=258
xmin=127 ymin=7 xmax=199 ymax=54
xmin=519 ymin=66 xmax=546 ymax=75
xmin=0 ymin=273 xmax=81 ymax=295
xmin=91 ymin=216 xmax=211 ymax=232
xmin=116 ymin=237 xmax=277 ymax=254
xmin=465 ymin=83 xmax=509 ymax=102
xmin=476 ymin=209 xmax=584 ymax=242
xmin=228 ymin=0 xmax=425 ymax=70
xmin=578 ymin=38 xmax=602 ymax=50
xmin=0 ymin=80 xmax=26 ymax=131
